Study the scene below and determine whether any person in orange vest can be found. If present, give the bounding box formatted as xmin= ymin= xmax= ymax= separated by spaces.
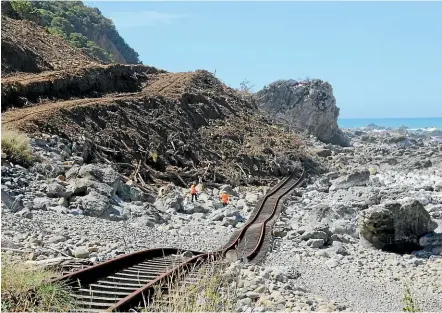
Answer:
xmin=219 ymin=192 xmax=229 ymax=207
xmin=190 ymin=184 xmax=198 ymax=202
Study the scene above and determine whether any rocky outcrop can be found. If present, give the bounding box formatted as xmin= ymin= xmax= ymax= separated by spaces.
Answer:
xmin=256 ymin=79 xmax=350 ymax=146
xmin=329 ymin=170 xmax=370 ymax=191
xmin=358 ymin=199 xmax=438 ymax=250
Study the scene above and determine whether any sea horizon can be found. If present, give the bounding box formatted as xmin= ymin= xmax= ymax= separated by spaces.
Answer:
xmin=338 ymin=117 xmax=442 ymax=130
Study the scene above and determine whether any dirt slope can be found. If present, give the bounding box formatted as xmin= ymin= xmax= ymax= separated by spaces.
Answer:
xmin=1 ymin=63 xmax=164 ymax=112
xmin=3 ymin=69 xmax=306 ymax=186
xmin=1 ymin=17 xmax=310 ymax=186
xmin=1 ymin=16 xmax=99 ymax=75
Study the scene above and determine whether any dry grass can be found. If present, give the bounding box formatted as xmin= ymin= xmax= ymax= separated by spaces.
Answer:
xmin=1 ymin=128 xmax=32 ymax=165
xmin=1 ymin=254 xmax=76 ymax=312
xmin=145 ymin=258 xmax=241 ymax=312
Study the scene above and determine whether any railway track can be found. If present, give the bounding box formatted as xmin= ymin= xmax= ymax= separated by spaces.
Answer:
xmin=223 ymin=168 xmax=305 ymax=262
xmin=55 ymin=167 xmax=305 ymax=312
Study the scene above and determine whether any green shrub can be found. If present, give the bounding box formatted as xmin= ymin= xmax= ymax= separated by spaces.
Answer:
xmin=10 ymin=0 xmax=32 ymax=17
xmin=402 ymin=285 xmax=419 ymax=312
xmin=6 ymin=1 xmax=140 ymax=64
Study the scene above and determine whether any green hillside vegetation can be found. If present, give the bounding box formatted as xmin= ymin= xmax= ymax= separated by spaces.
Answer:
xmin=4 ymin=0 xmax=140 ymax=64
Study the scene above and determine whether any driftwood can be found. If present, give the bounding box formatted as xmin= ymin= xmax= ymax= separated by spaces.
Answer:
xmin=121 ymin=175 xmax=156 ymax=195
xmin=235 ymin=162 xmax=248 ymax=177
xmin=82 ymin=139 xmax=92 ymax=162
xmin=132 ymin=160 xmax=141 ymax=183
xmin=174 ymin=172 xmax=187 ymax=186
xmin=46 ymin=246 xmax=73 ymax=258
xmin=137 ymin=173 xmax=147 ymax=186
xmin=25 ymin=256 xmax=72 ymax=267
xmin=95 ymin=145 xmax=119 ymax=154
xmin=1 ymin=247 xmax=29 ymax=253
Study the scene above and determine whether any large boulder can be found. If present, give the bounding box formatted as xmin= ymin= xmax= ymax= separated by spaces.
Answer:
xmin=1 ymin=189 xmax=23 ymax=212
xmin=245 ymin=192 xmax=259 ymax=206
xmin=129 ymin=204 xmax=167 ymax=227
xmin=358 ymin=199 xmax=438 ymax=249
xmin=256 ymin=79 xmax=350 ymax=146
xmin=70 ymin=190 xmax=110 ymax=217
xmin=329 ymin=170 xmax=370 ymax=191
xmin=46 ymin=182 xmax=72 ymax=198
xmin=306 ymin=204 xmax=359 ymax=238
xmin=77 ymin=164 xmax=120 ymax=195
xmin=32 ymin=197 xmax=52 ymax=210
xmin=154 ymin=190 xmax=184 ymax=213
xmin=180 ymin=202 xmax=209 ymax=214
xmin=219 ymin=185 xmax=238 ymax=197
xmin=66 ymin=177 xmax=90 ymax=196
xmin=117 ymin=181 xmax=154 ymax=202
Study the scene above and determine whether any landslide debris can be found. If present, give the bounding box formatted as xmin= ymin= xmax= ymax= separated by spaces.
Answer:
xmin=1 ymin=63 xmax=164 ymax=111
xmin=1 ymin=16 xmax=309 ymax=187
xmin=1 ymin=16 xmax=99 ymax=75
xmin=1 ymin=1 xmax=140 ymax=64
xmin=3 ymin=69 xmax=305 ymax=186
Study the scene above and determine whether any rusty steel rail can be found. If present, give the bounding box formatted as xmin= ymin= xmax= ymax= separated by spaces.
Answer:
xmin=223 ymin=167 xmax=305 ymax=261
xmin=56 ymin=167 xmax=305 ymax=312
xmin=52 ymin=248 xmax=212 ymax=312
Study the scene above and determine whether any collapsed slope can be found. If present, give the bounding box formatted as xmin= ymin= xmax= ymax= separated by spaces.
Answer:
xmin=1 ymin=16 xmax=310 ymax=186
xmin=1 ymin=63 xmax=164 ymax=111
xmin=3 ymin=69 xmax=306 ymax=186
xmin=1 ymin=1 xmax=140 ymax=64
xmin=1 ymin=16 xmax=99 ymax=75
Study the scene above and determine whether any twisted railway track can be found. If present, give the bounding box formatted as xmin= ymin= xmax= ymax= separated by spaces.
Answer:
xmin=54 ymin=167 xmax=305 ymax=312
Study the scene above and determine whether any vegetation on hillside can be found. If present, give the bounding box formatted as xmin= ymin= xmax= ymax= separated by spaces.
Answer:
xmin=3 ymin=0 xmax=140 ymax=64
xmin=1 ymin=254 xmax=76 ymax=312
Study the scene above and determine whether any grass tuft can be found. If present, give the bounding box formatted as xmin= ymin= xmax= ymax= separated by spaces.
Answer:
xmin=145 ymin=258 xmax=240 ymax=312
xmin=1 ymin=129 xmax=32 ymax=165
xmin=1 ymin=254 xmax=76 ymax=312
xmin=402 ymin=285 xmax=419 ymax=312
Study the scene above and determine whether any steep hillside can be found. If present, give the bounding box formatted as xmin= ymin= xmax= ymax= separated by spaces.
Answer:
xmin=256 ymin=79 xmax=350 ymax=146
xmin=2 ymin=69 xmax=307 ymax=186
xmin=1 ymin=12 xmax=314 ymax=186
xmin=1 ymin=0 xmax=139 ymax=64
xmin=1 ymin=15 xmax=99 ymax=75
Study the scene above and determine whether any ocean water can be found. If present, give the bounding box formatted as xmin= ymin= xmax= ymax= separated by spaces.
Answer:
xmin=338 ymin=117 xmax=442 ymax=130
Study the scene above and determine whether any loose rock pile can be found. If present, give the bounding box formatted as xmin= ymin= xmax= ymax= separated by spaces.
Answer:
xmin=264 ymin=127 xmax=442 ymax=311
xmin=1 ymin=133 xmax=269 ymax=264
xmin=227 ymin=262 xmax=349 ymax=312
xmin=2 ymin=127 xmax=442 ymax=311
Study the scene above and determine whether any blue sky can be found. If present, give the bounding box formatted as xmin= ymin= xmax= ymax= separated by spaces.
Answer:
xmin=86 ymin=1 xmax=442 ymax=119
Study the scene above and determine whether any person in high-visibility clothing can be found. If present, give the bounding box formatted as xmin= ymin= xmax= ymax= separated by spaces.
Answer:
xmin=190 ymin=184 xmax=198 ymax=202
xmin=219 ymin=192 xmax=229 ymax=207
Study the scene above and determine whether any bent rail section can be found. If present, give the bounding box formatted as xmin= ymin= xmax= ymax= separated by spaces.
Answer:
xmin=55 ymin=167 xmax=305 ymax=312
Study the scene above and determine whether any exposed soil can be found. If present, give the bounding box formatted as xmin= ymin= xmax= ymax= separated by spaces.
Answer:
xmin=1 ymin=17 xmax=313 ymax=187
xmin=1 ymin=16 xmax=99 ymax=76
xmin=1 ymin=64 xmax=164 ymax=111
